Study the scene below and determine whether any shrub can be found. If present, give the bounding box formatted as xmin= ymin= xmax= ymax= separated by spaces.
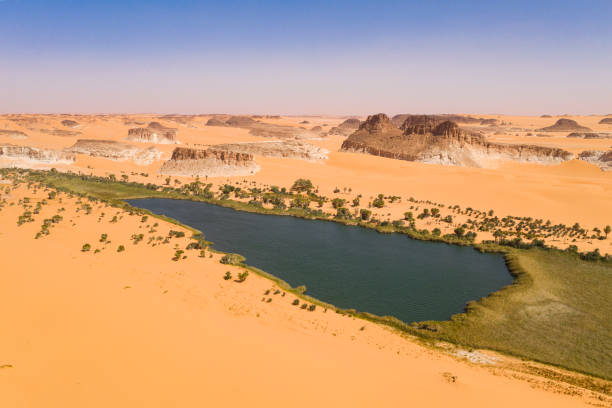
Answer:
xmin=372 ymin=194 xmax=385 ymax=208
xmin=81 ymin=243 xmax=91 ymax=252
xmin=331 ymin=198 xmax=346 ymax=209
xmin=117 ymin=245 xmax=125 ymax=252
xmin=300 ymin=303 xmax=308 ymax=309
xmin=100 ymin=233 xmax=108 ymax=242
xmin=308 ymin=304 xmax=316 ymax=311
xmin=295 ymin=285 xmax=307 ymax=294
xmin=360 ymin=209 xmax=372 ymax=221
xmin=172 ymin=250 xmax=184 ymax=261
xmin=335 ymin=207 xmax=351 ymax=220
xmin=292 ymin=299 xmax=300 ymax=306
xmin=237 ymin=271 xmax=249 ymax=282
xmin=290 ymin=194 xmax=310 ymax=209
xmin=220 ymin=253 xmax=244 ymax=265
xmin=223 ymin=271 xmax=232 ymax=280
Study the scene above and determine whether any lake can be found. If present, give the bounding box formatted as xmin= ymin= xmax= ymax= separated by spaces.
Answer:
xmin=128 ymin=198 xmax=513 ymax=322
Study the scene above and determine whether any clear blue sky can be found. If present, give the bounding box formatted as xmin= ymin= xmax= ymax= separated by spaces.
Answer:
xmin=1 ymin=0 xmax=611 ymax=115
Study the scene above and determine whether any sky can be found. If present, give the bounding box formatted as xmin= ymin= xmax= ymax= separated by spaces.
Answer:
xmin=1 ymin=0 xmax=611 ymax=115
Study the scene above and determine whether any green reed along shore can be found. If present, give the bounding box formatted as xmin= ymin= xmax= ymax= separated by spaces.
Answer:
xmin=3 ymin=168 xmax=611 ymax=384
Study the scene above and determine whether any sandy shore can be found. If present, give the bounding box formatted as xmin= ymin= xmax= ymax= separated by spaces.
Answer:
xmin=0 ymin=179 xmax=608 ymax=407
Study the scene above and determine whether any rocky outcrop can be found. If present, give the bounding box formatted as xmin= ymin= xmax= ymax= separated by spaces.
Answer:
xmin=578 ymin=150 xmax=612 ymax=171
xmin=248 ymin=123 xmax=320 ymax=139
xmin=159 ymin=147 xmax=259 ymax=177
xmin=391 ymin=114 xmax=480 ymax=127
xmin=226 ymin=116 xmax=257 ymax=127
xmin=538 ymin=119 xmax=592 ymax=132
xmin=0 ymin=130 xmax=28 ymax=140
xmin=0 ymin=144 xmax=75 ymax=165
xmin=61 ymin=119 xmax=79 ymax=128
xmin=328 ymin=118 xmax=361 ymax=136
xmin=599 ymin=118 xmax=612 ymax=125
xmin=65 ymin=139 xmax=162 ymax=165
xmin=206 ymin=118 xmax=228 ymax=127
xmin=480 ymin=118 xmax=498 ymax=126
xmin=340 ymin=114 xmax=573 ymax=167
xmin=211 ymin=140 xmax=328 ymax=161
xmin=126 ymin=122 xmax=179 ymax=144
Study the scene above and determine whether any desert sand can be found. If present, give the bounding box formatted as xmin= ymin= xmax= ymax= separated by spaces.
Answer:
xmin=0 ymin=181 xmax=606 ymax=407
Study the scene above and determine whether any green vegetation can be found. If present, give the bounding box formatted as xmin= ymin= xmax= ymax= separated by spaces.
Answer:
xmin=117 ymin=245 xmax=125 ymax=252
xmin=81 ymin=243 xmax=91 ymax=252
xmin=220 ymin=253 xmax=244 ymax=265
xmin=223 ymin=271 xmax=232 ymax=280
xmin=237 ymin=271 xmax=249 ymax=282
xmin=419 ymin=249 xmax=612 ymax=381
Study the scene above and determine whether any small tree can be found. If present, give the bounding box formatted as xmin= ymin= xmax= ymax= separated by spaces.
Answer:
xmin=223 ymin=271 xmax=232 ymax=280
xmin=331 ymin=198 xmax=346 ymax=209
xmin=605 ymin=225 xmax=611 ymax=239
xmin=372 ymin=194 xmax=385 ymax=208
xmin=100 ymin=233 xmax=108 ymax=242
xmin=81 ymin=243 xmax=91 ymax=252
xmin=291 ymin=178 xmax=313 ymax=193
xmin=360 ymin=209 xmax=372 ymax=221
xmin=117 ymin=245 xmax=125 ymax=252
xmin=237 ymin=271 xmax=249 ymax=282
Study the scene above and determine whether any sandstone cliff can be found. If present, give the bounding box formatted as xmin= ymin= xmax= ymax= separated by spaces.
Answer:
xmin=66 ymin=139 xmax=161 ymax=165
xmin=578 ymin=150 xmax=612 ymax=171
xmin=0 ymin=144 xmax=75 ymax=166
xmin=159 ymin=147 xmax=259 ymax=177
xmin=328 ymin=118 xmax=361 ymax=136
xmin=126 ymin=122 xmax=179 ymax=144
xmin=599 ymin=118 xmax=612 ymax=125
xmin=211 ymin=140 xmax=328 ymax=161
xmin=340 ymin=114 xmax=573 ymax=167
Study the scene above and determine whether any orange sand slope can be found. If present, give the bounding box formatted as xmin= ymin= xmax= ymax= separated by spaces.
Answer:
xmin=0 ymin=183 xmax=606 ymax=407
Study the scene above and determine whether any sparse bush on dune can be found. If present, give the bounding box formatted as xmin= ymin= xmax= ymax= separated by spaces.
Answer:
xmin=220 ymin=253 xmax=244 ymax=265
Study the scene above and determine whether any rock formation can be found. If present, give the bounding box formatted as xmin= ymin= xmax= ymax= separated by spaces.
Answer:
xmin=599 ymin=118 xmax=612 ymax=125
xmin=225 ymin=116 xmax=257 ymax=127
xmin=578 ymin=150 xmax=612 ymax=171
xmin=159 ymin=147 xmax=259 ymax=177
xmin=0 ymin=130 xmax=28 ymax=140
xmin=0 ymin=144 xmax=75 ymax=165
xmin=126 ymin=122 xmax=179 ymax=144
xmin=391 ymin=114 xmax=481 ymax=127
xmin=61 ymin=119 xmax=79 ymax=128
xmin=205 ymin=117 xmax=228 ymax=127
xmin=480 ymin=118 xmax=498 ymax=126
xmin=340 ymin=114 xmax=573 ymax=167
xmin=211 ymin=140 xmax=328 ymax=161
xmin=65 ymin=139 xmax=162 ymax=165
xmin=328 ymin=118 xmax=361 ymax=136
xmin=538 ymin=119 xmax=592 ymax=132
